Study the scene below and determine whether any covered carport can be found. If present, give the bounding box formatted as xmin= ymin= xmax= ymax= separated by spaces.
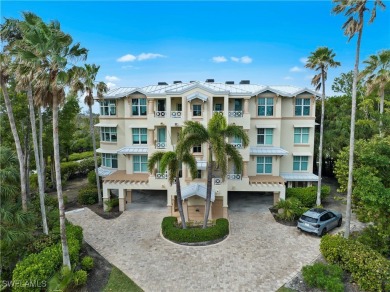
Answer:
xmin=228 ymin=191 xmax=274 ymax=213
xmin=126 ymin=189 xmax=167 ymax=211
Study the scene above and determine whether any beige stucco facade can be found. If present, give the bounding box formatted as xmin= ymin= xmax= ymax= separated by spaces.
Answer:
xmin=97 ymin=81 xmax=319 ymax=220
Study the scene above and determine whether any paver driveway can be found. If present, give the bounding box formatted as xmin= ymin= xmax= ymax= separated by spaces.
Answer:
xmin=66 ymin=203 xmax=323 ymax=292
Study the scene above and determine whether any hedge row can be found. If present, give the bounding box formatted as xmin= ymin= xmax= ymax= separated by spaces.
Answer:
xmin=65 ymin=151 xmax=94 ymax=162
xmin=162 ymin=217 xmax=229 ymax=243
xmin=320 ymin=234 xmax=390 ymax=292
xmin=12 ymin=225 xmax=83 ymax=292
xmin=286 ymin=186 xmax=330 ymax=207
xmin=78 ymin=186 xmax=98 ymax=205
xmin=61 ymin=158 xmax=99 ymax=181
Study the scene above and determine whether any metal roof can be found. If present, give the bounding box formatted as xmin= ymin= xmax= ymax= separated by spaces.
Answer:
xmin=94 ymin=123 xmax=118 ymax=127
xmin=96 ymin=148 xmax=118 ymax=154
xmin=101 ymin=81 xmax=321 ymax=99
xmin=117 ymin=146 xmax=148 ymax=155
xmin=280 ymin=172 xmax=319 ymax=182
xmin=181 ymin=184 xmax=215 ymax=202
xmin=250 ymin=146 xmax=289 ymax=156
xmin=98 ymin=167 xmax=117 ymax=177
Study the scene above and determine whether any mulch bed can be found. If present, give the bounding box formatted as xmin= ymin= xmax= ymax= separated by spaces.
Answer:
xmin=87 ymin=204 xmax=122 ymax=219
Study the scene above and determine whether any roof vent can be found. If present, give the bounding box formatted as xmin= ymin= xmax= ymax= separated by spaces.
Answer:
xmin=239 ymin=80 xmax=250 ymax=85
xmin=158 ymin=82 xmax=168 ymax=85
xmin=173 ymin=81 xmax=182 ymax=84
xmin=205 ymin=79 xmax=214 ymax=83
xmin=225 ymin=81 xmax=234 ymax=84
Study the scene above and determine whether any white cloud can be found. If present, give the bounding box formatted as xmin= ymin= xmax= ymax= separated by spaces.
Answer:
xmin=305 ymin=75 xmax=315 ymax=80
xmin=117 ymin=53 xmax=166 ymax=62
xmin=105 ymin=75 xmax=120 ymax=82
xmin=290 ymin=66 xmax=304 ymax=72
xmin=230 ymin=56 xmax=253 ymax=64
xmin=299 ymin=57 xmax=308 ymax=65
xmin=284 ymin=76 xmax=294 ymax=80
xmin=106 ymin=82 xmax=117 ymax=89
xmin=212 ymin=56 xmax=227 ymax=63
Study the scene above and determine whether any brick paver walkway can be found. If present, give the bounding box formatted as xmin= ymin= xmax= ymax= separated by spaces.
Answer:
xmin=66 ymin=207 xmax=323 ymax=292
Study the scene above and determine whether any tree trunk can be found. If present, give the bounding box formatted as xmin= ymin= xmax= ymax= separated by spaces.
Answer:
xmin=51 ymin=156 xmax=56 ymax=190
xmin=52 ymin=90 xmax=71 ymax=268
xmin=24 ymin=138 xmax=30 ymax=201
xmin=39 ymin=108 xmax=46 ymax=190
xmin=1 ymin=82 xmax=28 ymax=211
xmin=175 ymin=172 xmax=187 ymax=229
xmin=203 ymin=145 xmax=213 ymax=229
xmin=379 ymin=88 xmax=384 ymax=137
xmin=28 ymin=85 xmax=48 ymax=235
xmin=89 ymin=103 xmax=102 ymax=205
xmin=345 ymin=17 xmax=364 ymax=239
xmin=316 ymin=70 xmax=326 ymax=206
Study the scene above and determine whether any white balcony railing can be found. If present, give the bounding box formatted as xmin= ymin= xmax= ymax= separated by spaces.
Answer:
xmin=170 ymin=111 xmax=182 ymax=118
xmin=227 ymin=174 xmax=241 ymax=180
xmin=213 ymin=110 xmax=224 ymax=115
xmin=156 ymin=142 xmax=166 ymax=149
xmin=228 ymin=111 xmax=243 ymax=117
xmin=230 ymin=142 xmax=242 ymax=149
xmin=155 ymin=172 xmax=168 ymax=179
xmin=155 ymin=111 xmax=167 ymax=117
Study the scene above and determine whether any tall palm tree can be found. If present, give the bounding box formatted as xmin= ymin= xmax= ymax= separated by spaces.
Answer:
xmin=0 ymin=53 xmax=28 ymax=211
xmin=332 ymin=0 xmax=385 ymax=238
xmin=13 ymin=12 xmax=88 ymax=268
xmin=360 ymin=50 xmax=390 ymax=137
xmin=305 ymin=47 xmax=340 ymax=206
xmin=180 ymin=113 xmax=249 ymax=228
xmin=148 ymin=147 xmax=197 ymax=229
xmin=71 ymin=64 xmax=107 ymax=205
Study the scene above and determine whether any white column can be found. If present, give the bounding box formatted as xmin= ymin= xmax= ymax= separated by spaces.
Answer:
xmin=119 ymin=188 xmax=125 ymax=211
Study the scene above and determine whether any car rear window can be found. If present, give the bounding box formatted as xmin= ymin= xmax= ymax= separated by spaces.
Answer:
xmin=301 ymin=215 xmax=317 ymax=223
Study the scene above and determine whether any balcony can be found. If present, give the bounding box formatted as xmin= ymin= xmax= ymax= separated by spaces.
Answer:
xmin=155 ymin=111 xmax=167 ymax=118
xmin=228 ymin=111 xmax=243 ymax=117
xmin=170 ymin=111 xmax=182 ymax=118
xmin=227 ymin=174 xmax=241 ymax=180
xmin=230 ymin=142 xmax=242 ymax=149
xmin=155 ymin=172 xmax=168 ymax=179
xmin=156 ymin=142 xmax=166 ymax=149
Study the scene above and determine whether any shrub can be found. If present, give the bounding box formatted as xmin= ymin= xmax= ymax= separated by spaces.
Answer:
xmin=286 ymin=186 xmax=330 ymax=208
xmin=320 ymin=234 xmax=390 ymax=292
xmin=104 ymin=198 xmax=119 ymax=212
xmin=12 ymin=224 xmax=83 ymax=292
xmin=162 ymin=217 xmax=229 ymax=243
xmin=72 ymin=270 xmax=87 ymax=287
xmin=87 ymin=169 xmax=97 ymax=186
xmin=355 ymin=225 xmax=390 ymax=257
xmin=78 ymin=158 xmax=98 ymax=176
xmin=67 ymin=151 xmax=94 ymax=162
xmin=61 ymin=161 xmax=80 ymax=181
xmin=81 ymin=256 xmax=94 ymax=271
xmin=302 ymin=262 xmax=344 ymax=292
xmin=273 ymin=198 xmax=307 ymax=221
xmin=26 ymin=233 xmax=61 ymax=254
xmin=48 ymin=266 xmax=74 ymax=292
xmin=78 ymin=186 xmax=98 ymax=205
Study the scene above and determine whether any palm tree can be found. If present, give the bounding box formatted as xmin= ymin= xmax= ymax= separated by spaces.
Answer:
xmin=180 ymin=113 xmax=249 ymax=228
xmin=360 ymin=50 xmax=390 ymax=137
xmin=305 ymin=47 xmax=340 ymax=206
xmin=332 ymin=0 xmax=385 ymax=238
xmin=71 ymin=64 xmax=107 ymax=205
xmin=0 ymin=53 xmax=28 ymax=211
xmin=148 ymin=146 xmax=197 ymax=229
xmin=13 ymin=12 xmax=87 ymax=268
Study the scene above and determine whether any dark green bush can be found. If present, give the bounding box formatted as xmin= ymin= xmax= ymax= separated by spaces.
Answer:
xmin=87 ymin=170 xmax=97 ymax=186
xmin=286 ymin=186 xmax=330 ymax=208
xmin=302 ymin=262 xmax=344 ymax=292
xmin=78 ymin=158 xmax=98 ymax=176
xmin=72 ymin=270 xmax=87 ymax=287
xmin=12 ymin=224 xmax=83 ymax=292
xmin=78 ymin=186 xmax=98 ymax=205
xmin=81 ymin=256 xmax=94 ymax=271
xmin=26 ymin=233 xmax=61 ymax=254
xmin=355 ymin=225 xmax=390 ymax=257
xmin=162 ymin=217 xmax=229 ymax=243
xmin=273 ymin=197 xmax=307 ymax=221
xmin=320 ymin=234 xmax=390 ymax=292
xmin=61 ymin=161 xmax=80 ymax=181
xmin=104 ymin=198 xmax=119 ymax=212
xmin=66 ymin=151 xmax=94 ymax=162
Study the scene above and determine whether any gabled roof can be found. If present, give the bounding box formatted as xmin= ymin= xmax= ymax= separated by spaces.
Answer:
xmin=181 ymin=184 xmax=215 ymax=202
xmin=101 ymin=87 xmax=139 ymax=99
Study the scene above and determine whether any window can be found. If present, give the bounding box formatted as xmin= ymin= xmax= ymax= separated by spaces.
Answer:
xmin=257 ymin=128 xmax=273 ymax=145
xmin=177 ymin=103 xmax=182 ymax=111
xmin=132 ymin=98 xmax=147 ymax=116
xmin=132 ymin=128 xmax=147 ymax=144
xmin=294 ymin=127 xmax=309 ymax=144
xmin=196 ymin=170 xmax=202 ymax=179
xmin=214 ymin=104 xmax=223 ymax=111
xmin=258 ymin=98 xmax=274 ymax=116
xmin=234 ymin=99 xmax=242 ymax=111
xmin=133 ymin=155 xmax=148 ymax=173
xmin=295 ymin=98 xmax=311 ymax=116
xmin=193 ymin=144 xmax=202 ymax=153
xmin=256 ymin=156 xmax=272 ymax=174
xmin=100 ymin=100 xmax=116 ymax=116
xmin=193 ymin=104 xmax=202 ymax=116
xmin=157 ymin=100 xmax=166 ymax=111
xmin=102 ymin=153 xmax=118 ymax=168
xmin=293 ymin=156 xmax=309 ymax=171
xmin=101 ymin=127 xmax=117 ymax=142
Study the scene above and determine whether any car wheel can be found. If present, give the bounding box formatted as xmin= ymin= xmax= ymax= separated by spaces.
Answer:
xmin=337 ymin=218 xmax=342 ymax=227
xmin=320 ymin=228 xmax=327 ymax=237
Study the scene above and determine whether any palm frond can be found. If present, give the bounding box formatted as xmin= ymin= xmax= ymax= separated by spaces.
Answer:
xmin=225 ymin=143 xmax=244 ymax=174
xmin=182 ymin=152 xmax=198 ymax=180
xmin=147 ymin=151 xmax=165 ymax=173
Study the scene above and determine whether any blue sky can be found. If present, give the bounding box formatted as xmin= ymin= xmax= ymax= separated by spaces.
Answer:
xmin=2 ymin=1 xmax=390 ymax=113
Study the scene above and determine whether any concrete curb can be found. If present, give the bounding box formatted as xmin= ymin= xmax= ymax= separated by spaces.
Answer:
xmin=65 ymin=208 xmax=85 ymax=215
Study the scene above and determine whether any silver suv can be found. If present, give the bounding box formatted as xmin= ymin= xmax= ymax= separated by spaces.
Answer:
xmin=297 ymin=208 xmax=342 ymax=236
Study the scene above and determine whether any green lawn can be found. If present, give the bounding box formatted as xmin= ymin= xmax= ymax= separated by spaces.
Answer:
xmin=103 ymin=267 xmax=143 ymax=292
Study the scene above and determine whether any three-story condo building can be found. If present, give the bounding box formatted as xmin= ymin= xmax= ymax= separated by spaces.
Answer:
xmin=97 ymin=80 xmax=319 ymax=221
